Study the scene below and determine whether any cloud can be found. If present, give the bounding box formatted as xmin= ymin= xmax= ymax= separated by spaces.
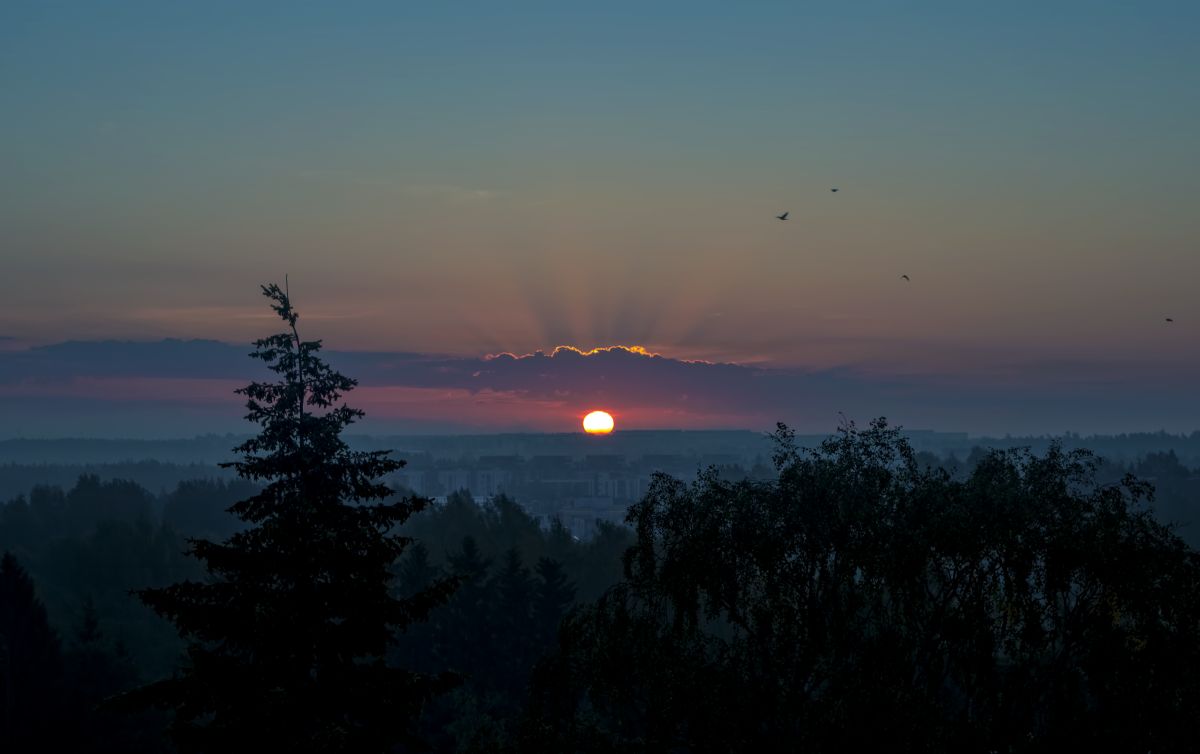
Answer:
xmin=0 ymin=339 xmax=256 ymax=382
xmin=0 ymin=339 xmax=1198 ymax=436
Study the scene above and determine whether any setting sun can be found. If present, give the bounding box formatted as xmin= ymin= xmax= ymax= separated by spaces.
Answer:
xmin=582 ymin=410 xmax=615 ymax=434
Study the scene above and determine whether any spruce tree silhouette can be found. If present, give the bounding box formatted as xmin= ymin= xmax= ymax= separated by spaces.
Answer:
xmin=0 ymin=552 xmax=65 ymax=752
xmin=532 ymin=558 xmax=574 ymax=649
xmin=121 ymin=284 xmax=459 ymax=753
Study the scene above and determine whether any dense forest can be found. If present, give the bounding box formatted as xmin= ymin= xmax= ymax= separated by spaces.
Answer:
xmin=5 ymin=434 xmax=1199 ymax=751
xmin=0 ymin=479 xmax=633 ymax=752
xmin=2 ymin=287 xmax=1198 ymax=752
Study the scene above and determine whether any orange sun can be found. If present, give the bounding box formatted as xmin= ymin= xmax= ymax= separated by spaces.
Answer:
xmin=582 ymin=410 xmax=615 ymax=434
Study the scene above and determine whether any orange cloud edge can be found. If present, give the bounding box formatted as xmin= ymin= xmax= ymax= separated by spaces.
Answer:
xmin=483 ymin=344 xmax=719 ymax=366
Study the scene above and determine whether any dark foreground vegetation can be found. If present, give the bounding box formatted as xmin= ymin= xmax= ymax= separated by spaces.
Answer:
xmin=2 ymin=286 xmax=1198 ymax=752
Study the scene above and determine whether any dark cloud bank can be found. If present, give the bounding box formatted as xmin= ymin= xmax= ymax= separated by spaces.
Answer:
xmin=0 ymin=340 xmax=1196 ymax=437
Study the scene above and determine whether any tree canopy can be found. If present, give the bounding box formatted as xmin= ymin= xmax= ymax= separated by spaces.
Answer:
xmin=524 ymin=419 xmax=1200 ymax=753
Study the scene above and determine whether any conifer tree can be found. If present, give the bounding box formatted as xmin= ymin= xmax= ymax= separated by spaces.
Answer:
xmin=388 ymin=543 xmax=443 ymax=675
xmin=126 ymin=283 xmax=458 ymax=753
xmin=0 ymin=552 xmax=64 ymax=751
xmin=395 ymin=542 xmax=441 ymax=601
xmin=492 ymin=549 xmax=535 ymax=696
xmin=531 ymin=558 xmax=575 ymax=648
xmin=436 ymin=537 xmax=492 ymax=676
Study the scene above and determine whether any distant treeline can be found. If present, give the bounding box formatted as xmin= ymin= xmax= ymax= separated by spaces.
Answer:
xmin=4 ymin=442 xmax=1197 ymax=549
xmin=948 ymin=430 xmax=1200 ymax=467
xmin=917 ymin=447 xmax=1200 ymax=548
xmin=0 ymin=462 xmax=234 ymax=503
xmin=4 ymin=428 xmax=1200 ymax=467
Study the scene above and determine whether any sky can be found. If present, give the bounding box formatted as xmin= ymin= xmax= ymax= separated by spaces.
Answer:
xmin=1 ymin=2 xmax=1198 ymax=437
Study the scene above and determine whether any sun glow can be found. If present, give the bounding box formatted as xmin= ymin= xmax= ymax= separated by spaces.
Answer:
xmin=583 ymin=410 xmax=615 ymax=434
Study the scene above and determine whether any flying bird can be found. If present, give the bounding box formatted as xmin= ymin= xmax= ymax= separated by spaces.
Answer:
xmin=901 ymin=274 xmax=910 ymax=281
xmin=830 ymin=188 xmax=839 ymax=193
xmin=1165 ymin=317 xmax=1174 ymax=322
xmin=776 ymin=212 xmax=789 ymax=221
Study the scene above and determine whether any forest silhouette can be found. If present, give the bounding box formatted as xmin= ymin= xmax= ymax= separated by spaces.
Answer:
xmin=2 ymin=285 xmax=1198 ymax=752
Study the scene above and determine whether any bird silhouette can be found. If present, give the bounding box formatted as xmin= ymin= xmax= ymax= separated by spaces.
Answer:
xmin=1165 ymin=317 xmax=1174 ymax=322
xmin=776 ymin=212 xmax=789 ymax=221
xmin=830 ymin=188 xmax=839 ymax=192
xmin=901 ymin=274 xmax=910 ymax=281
